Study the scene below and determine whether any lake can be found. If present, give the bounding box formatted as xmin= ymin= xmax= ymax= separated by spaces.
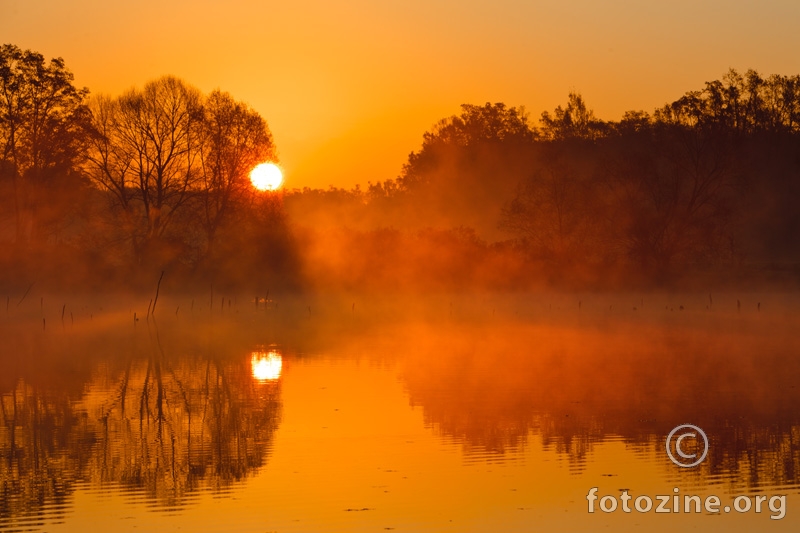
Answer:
xmin=1 ymin=291 xmax=798 ymax=531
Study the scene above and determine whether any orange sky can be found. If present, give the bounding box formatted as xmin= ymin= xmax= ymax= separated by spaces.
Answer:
xmin=2 ymin=0 xmax=799 ymax=189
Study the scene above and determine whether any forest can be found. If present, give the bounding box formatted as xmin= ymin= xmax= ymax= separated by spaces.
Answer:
xmin=2 ymin=42 xmax=800 ymax=293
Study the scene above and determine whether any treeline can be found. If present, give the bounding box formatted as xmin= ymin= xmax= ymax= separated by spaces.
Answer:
xmin=2 ymin=41 xmax=799 ymax=291
xmin=286 ymin=70 xmax=800 ymax=288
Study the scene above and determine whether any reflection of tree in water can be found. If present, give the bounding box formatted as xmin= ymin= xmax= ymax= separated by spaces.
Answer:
xmin=0 ymin=329 xmax=282 ymax=527
xmin=80 ymin=331 xmax=282 ymax=507
xmin=402 ymin=318 xmax=800 ymax=488
xmin=0 ymin=380 xmax=92 ymax=529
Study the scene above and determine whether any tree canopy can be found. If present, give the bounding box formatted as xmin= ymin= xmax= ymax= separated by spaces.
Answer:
xmin=0 ymin=43 xmax=92 ymax=244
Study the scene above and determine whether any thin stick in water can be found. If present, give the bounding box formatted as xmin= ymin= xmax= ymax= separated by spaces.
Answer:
xmin=151 ymin=271 xmax=164 ymax=316
xmin=17 ymin=282 xmax=34 ymax=307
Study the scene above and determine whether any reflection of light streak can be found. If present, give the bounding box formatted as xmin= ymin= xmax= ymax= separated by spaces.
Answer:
xmin=251 ymin=351 xmax=282 ymax=381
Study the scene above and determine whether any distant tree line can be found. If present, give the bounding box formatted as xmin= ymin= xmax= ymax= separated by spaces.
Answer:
xmin=286 ymin=70 xmax=800 ymax=287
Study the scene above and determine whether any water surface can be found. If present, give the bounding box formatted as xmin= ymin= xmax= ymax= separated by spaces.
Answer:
xmin=1 ymin=293 xmax=799 ymax=531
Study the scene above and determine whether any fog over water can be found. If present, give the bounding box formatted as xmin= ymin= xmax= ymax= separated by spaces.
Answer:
xmin=0 ymin=290 xmax=798 ymax=531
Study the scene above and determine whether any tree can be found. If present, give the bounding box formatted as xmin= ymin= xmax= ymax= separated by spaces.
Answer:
xmin=540 ymin=92 xmax=605 ymax=140
xmin=197 ymin=90 xmax=276 ymax=258
xmin=500 ymin=143 xmax=603 ymax=267
xmin=398 ymin=102 xmax=534 ymax=190
xmin=86 ymin=76 xmax=203 ymax=264
xmin=654 ymin=69 xmax=800 ymax=133
xmin=0 ymin=43 xmax=91 ymax=244
xmin=601 ymin=121 xmax=737 ymax=274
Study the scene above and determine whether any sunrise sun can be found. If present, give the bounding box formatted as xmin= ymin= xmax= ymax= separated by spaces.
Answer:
xmin=250 ymin=163 xmax=283 ymax=191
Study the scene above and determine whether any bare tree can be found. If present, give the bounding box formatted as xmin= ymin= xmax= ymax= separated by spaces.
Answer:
xmin=84 ymin=95 xmax=140 ymax=253
xmin=86 ymin=76 xmax=202 ymax=263
xmin=198 ymin=90 xmax=276 ymax=258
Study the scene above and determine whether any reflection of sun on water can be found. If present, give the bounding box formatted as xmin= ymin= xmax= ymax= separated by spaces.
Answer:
xmin=251 ymin=351 xmax=282 ymax=381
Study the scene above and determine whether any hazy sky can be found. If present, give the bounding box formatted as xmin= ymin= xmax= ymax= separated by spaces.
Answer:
xmin=2 ymin=0 xmax=799 ymax=189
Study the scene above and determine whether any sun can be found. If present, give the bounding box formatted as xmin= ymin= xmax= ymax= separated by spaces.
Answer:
xmin=250 ymin=163 xmax=283 ymax=191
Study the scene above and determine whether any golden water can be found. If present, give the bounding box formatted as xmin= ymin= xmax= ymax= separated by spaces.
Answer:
xmin=1 ymin=293 xmax=798 ymax=531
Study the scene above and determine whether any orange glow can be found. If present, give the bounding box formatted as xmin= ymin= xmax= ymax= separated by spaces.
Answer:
xmin=250 ymin=163 xmax=283 ymax=191
xmin=251 ymin=351 xmax=283 ymax=381
xmin=6 ymin=2 xmax=798 ymax=189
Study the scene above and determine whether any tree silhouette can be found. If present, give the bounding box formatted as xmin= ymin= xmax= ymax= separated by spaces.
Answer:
xmin=85 ymin=76 xmax=203 ymax=264
xmin=0 ymin=43 xmax=92 ymax=245
xmin=654 ymin=68 xmax=800 ymax=133
xmin=602 ymin=113 xmax=738 ymax=274
xmin=398 ymin=102 xmax=534 ymax=191
xmin=539 ymin=92 xmax=606 ymax=140
xmin=197 ymin=90 xmax=276 ymax=259
xmin=500 ymin=143 xmax=601 ymax=267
